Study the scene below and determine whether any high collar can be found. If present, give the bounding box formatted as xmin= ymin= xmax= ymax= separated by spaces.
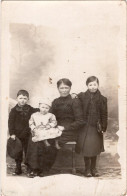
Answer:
xmin=15 ymin=104 xmax=29 ymax=112
xmin=86 ymin=89 xmax=101 ymax=98
xmin=59 ymin=94 xmax=71 ymax=100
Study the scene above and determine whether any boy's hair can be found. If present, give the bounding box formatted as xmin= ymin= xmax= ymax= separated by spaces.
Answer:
xmin=17 ymin=90 xmax=29 ymax=98
xmin=86 ymin=76 xmax=99 ymax=86
xmin=57 ymin=78 xmax=72 ymax=88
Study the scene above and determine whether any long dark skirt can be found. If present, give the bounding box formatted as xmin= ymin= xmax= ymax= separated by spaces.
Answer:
xmin=81 ymin=125 xmax=104 ymax=157
xmin=25 ymin=136 xmax=58 ymax=171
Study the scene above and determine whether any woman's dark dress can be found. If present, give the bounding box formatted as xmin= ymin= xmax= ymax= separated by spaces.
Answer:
xmin=75 ymin=90 xmax=108 ymax=157
xmin=25 ymin=94 xmax=84 ymax=171
xmin=25 ymin=137 xmax=57 ymax=171
xmin=51 ymin=94 xmax=85 ymax=147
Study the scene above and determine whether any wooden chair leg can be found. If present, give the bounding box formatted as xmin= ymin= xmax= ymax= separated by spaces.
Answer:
xmin=72 ymin=145 xmax=76 ymax=174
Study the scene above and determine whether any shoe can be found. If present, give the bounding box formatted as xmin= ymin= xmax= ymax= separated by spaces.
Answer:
xmin=34 ymin=171 xmax=39 ymax=177
xmin=84 ymin=169 xmax=92 ymax=177
xmin=39 ymin=172 xmax=44 ymax=177
xmin=91 ymin=168 xmax=99 ymax=177
xmin=27 ymin=171 xmax=35 ymax=178
xmin=13 ymin=167 xmax=22 ymax=175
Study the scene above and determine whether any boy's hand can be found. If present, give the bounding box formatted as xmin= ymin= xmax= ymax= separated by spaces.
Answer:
xmin=71 ymin=93 xmax=78 ymax=99
xmin=10 ymin=135 xmax=16 ymax=140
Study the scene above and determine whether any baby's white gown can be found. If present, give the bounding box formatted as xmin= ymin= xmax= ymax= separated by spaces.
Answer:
xmin=29 ymin=112 xmax=63 ymax=142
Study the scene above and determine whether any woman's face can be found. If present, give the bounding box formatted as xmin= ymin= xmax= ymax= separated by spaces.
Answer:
xmin=58 ymin=83 xmax=71 ymax=97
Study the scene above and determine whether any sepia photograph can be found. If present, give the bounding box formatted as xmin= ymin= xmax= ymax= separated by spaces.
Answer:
xmin=1 ymin=1 xmax=126 ymax=196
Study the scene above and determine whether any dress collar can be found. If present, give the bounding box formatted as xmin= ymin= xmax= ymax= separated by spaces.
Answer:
xmin=59 ymin=94 xmax=71 ymax=100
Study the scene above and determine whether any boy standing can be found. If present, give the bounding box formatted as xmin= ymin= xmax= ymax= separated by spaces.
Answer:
xmin=8 ymin=90 xmax=38 ymax=175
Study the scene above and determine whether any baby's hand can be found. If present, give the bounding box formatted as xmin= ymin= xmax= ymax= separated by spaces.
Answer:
xmin=45 ymin=124 xmax=51 ymax=130
xmin=32 ymin=137 xmax=38 ymax=142
xmin=58 ymin=126 xmax=64 ymax=131
xmin=40 ymin=122 xmax=45 ymax=128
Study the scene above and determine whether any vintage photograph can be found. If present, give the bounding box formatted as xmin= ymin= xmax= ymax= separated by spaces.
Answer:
xmin=1 ymin=1 xmax=126 ymax=196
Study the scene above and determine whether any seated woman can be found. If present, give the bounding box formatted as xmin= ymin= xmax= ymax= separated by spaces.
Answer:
xmin=26 ymin=78 xmax=85 ymax=177
xmin=51 ymin=78 xmax=85 ymax=147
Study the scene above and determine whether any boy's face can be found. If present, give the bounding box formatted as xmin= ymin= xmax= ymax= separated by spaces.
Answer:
xmin=39 ymin=103 xmax=50 ymax=115
xmin=17 ymin=94 xmax=28 ymax=107
xmin=87 ymin=81 xmax=99 ymax=93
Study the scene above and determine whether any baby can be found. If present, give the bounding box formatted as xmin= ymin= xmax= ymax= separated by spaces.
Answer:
xmin=29 ymin=98 xmax=64 ymax=149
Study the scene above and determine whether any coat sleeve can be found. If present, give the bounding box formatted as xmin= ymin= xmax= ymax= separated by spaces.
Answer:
xmin=100 ymin=97 xmax=108 ymax=132
xmin=64 ymin=98 xmax=85 ymax=131
xmin=8 ymin=109 xmax=16 ymax=136
xmin=30 ymin=106 xmax=39 ymax=114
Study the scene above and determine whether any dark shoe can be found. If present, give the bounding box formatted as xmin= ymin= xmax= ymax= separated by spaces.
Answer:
xmin=34 ymin=171 xmax=39 ymax=177
xmin=91 ymin=168 xmax=99 ymax=177
xmin=84 ymin=169 xmax=92 ymax=177
xmin=39 ymin=172 xmax=44 ymax=177
xmin=13 ymin=167 xmax=22 ymax=175
xmin=26 ymin=165 xmax=32 ymax=173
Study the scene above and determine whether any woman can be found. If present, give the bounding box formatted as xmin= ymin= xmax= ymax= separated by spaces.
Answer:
xmin=26 ymin=78 xmax=85 ymax=177
xmin=51 ymin=78 xmax=85 ymax=147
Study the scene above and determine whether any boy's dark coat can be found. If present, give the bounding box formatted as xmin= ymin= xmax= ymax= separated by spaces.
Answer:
xmin=8 ymin=104 xmax=38 ymax=139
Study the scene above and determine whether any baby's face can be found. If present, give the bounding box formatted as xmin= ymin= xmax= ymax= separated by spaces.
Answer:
xmin=87 ymin=80 xmax=99 ymax=93
xmin=39 ymin=103 xmax=50 ymax=114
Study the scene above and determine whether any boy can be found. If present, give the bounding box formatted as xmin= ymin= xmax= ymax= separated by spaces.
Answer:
xmin=8 ymin=90 xmax=38 ymax=175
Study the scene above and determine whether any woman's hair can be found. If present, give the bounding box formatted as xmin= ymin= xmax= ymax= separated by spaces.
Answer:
xmin=17 ymin=90 xmax=29 ymax=98
xmin=57 ymin=78 xmax=72 ymax=88
xmin=86 ymin=76 xmax=99 ymax=86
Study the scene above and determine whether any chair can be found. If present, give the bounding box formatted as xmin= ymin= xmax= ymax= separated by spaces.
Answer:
xmin=65 ymin=141 xmax=76 ymax=174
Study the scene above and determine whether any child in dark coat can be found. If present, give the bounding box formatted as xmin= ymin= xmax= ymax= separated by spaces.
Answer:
xmin=73 ymin=76 xmax=108 ymax=177
xmin=8 ymin=90 xmax=38 ymax=175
